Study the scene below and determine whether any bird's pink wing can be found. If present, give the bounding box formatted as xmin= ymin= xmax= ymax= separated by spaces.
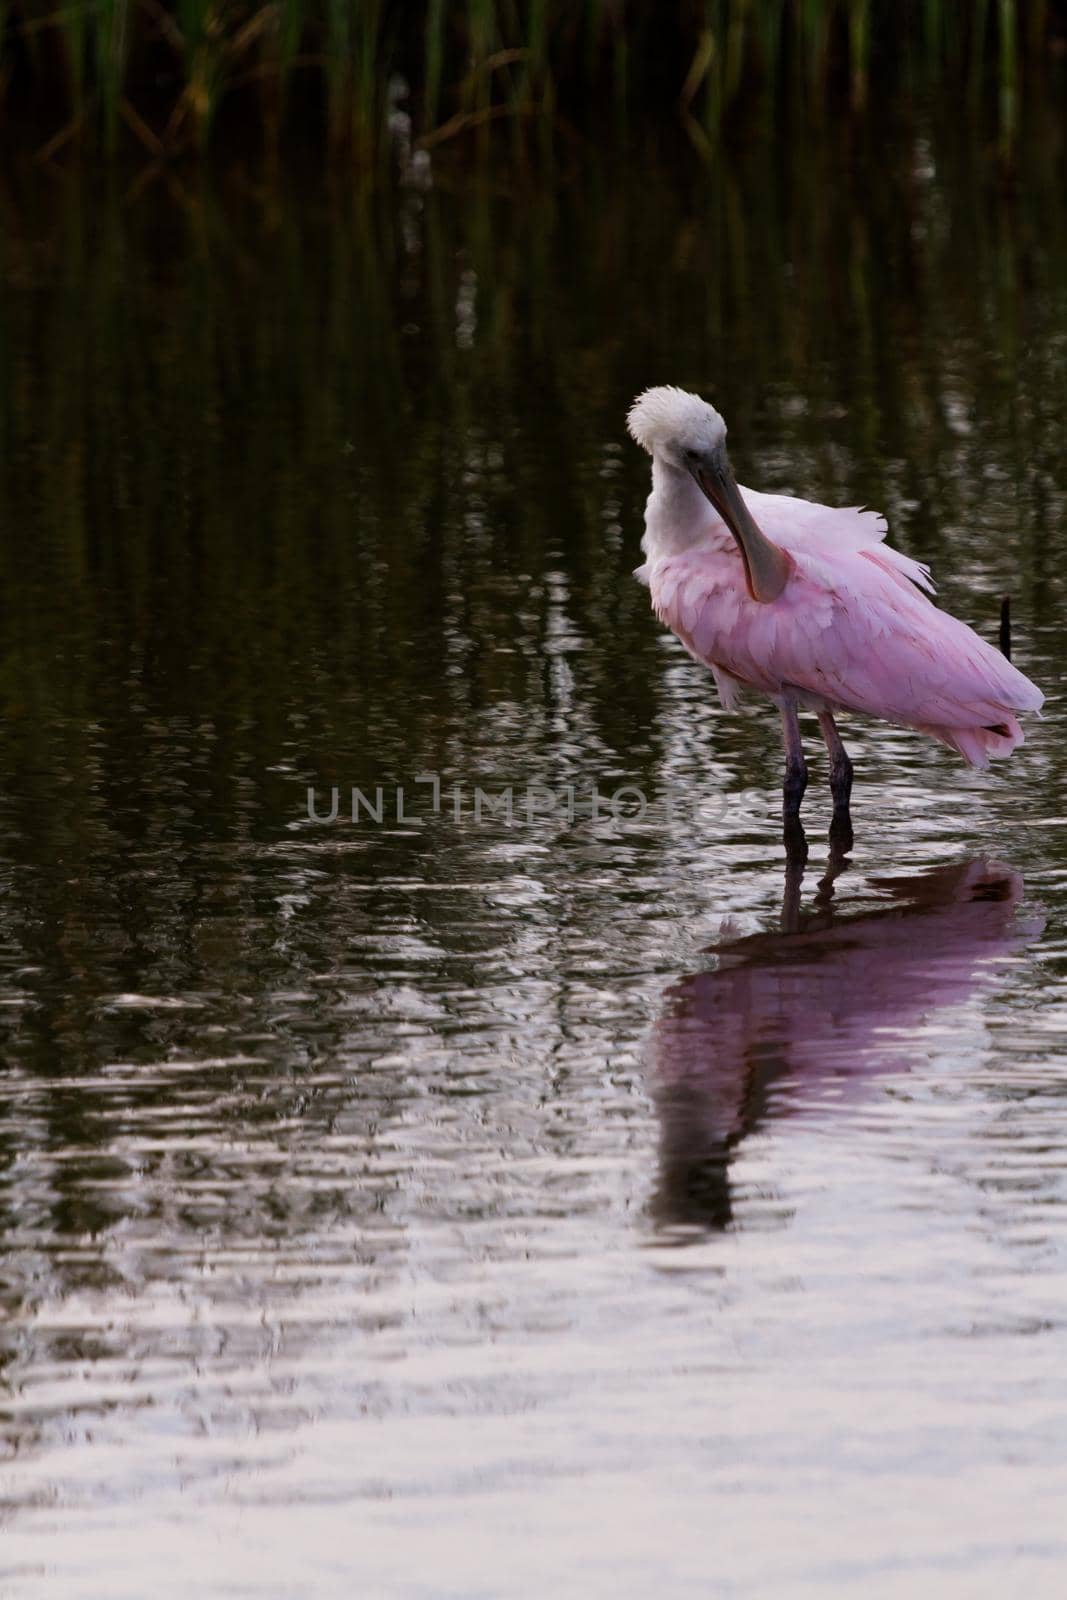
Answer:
xmin=653 ymin=532 xmax=1042 ymax=745
xmin=743 ymin=488 xmax=936 ymax=594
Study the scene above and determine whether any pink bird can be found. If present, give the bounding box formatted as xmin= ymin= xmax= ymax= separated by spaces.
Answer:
xmin=628 ymin=387 xmax=1043 ymax=828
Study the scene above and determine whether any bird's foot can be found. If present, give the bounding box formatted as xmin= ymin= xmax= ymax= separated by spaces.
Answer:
xmin=828 ymin=809 xmax=854 ymax=859
xmin=783 ymin=814 xmax=809 ymax=867
xmin=781 ymin=816 xmax=808 ymax=933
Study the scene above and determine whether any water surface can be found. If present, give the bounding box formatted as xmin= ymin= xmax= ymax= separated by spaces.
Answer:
xmin=1 ymin=126 xmax=1066 ymax=1596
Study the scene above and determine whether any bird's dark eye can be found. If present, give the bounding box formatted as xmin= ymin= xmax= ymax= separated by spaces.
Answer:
xmin=684 ymin=448 xmax=700 ymax=463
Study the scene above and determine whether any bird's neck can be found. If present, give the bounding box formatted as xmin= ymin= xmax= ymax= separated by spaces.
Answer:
xmin=640 ymin=457 xmax=722 ymax=561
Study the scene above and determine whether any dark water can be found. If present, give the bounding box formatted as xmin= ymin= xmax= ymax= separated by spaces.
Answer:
xmin=1 ymin=120 xmax=1066 ymax=1597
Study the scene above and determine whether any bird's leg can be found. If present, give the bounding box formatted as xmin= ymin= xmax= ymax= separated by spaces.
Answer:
xmin=815 ymin=819 xmax=853 ymax=910
xmin=781 ymin=816 xmax=808 ymax=934
xmin=780 ymin=699 xmax=808 ymax=823
xmin=817 ymin=710 xmax=853 ymax=825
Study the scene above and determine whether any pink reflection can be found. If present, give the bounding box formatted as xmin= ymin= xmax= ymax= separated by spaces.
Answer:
xmin=652 ymin=857 xmax=1041 ymax=1231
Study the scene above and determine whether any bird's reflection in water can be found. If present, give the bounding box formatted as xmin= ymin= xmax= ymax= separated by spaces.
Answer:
xmin=651 ymin=825 xmax=1040 ymax=1234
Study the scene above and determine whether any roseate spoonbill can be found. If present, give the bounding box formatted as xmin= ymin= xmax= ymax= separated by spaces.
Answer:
xmin=628 ymin=387 xmax=1044 ymax=827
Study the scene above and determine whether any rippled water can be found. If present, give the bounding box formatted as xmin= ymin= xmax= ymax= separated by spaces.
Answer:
xmin=1 ymin=123 xmax=1066 ymax=1596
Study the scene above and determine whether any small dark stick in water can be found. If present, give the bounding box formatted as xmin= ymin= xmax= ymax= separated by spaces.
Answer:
xmin=999 ymin=595 xmax=1012 ymax=661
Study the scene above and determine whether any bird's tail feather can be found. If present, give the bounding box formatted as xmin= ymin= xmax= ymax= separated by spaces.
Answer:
xmin=920 ymin=717 xmax=1025 ymax=769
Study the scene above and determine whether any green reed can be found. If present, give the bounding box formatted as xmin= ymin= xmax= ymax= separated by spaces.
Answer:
xmin=0 ymin=1 xmax=1062 ymax=163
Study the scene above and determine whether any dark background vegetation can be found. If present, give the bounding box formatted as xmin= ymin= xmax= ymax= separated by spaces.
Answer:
xmin=0 ymin=0 xmax=1064 ymax=165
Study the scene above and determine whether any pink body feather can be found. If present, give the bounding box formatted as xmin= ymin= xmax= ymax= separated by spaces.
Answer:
xmin=637 ymin=485 xmax=1043 ymax=768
